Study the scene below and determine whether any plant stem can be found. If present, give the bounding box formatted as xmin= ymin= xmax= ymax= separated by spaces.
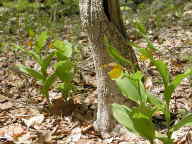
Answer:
xmin=42 ymin=88 xmax=52 ymax=109
xmin=150 ymin=140 xmax=154 ymax=144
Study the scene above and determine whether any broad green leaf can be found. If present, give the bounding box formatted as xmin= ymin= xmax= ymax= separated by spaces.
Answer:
xmin=133 ymin=106 xmax=156 ymax=118
xmin=53 ymin=40 xmax=72 ymax=58
xmin=25 ymin=50 xmax=42 ymax=65
xmin=147 ymin=92 xmax=164 ymax=111
xmin=58 ymin=82 xmax=73 ymax=94
xmin=164 ymin=69 xmax=192 ymax=103
xmin=17 ymin=64 xmax=44 ymax=80
xmin=104 ymin=37 xmax=134 ymax=69
xmin=43 ymin=73 xmax=57 ymax=92
xmin=125 ymin=71 xmax=147 ymax=104
xmin=106 ymin=43 xmax=133 ymax=67
xmin=138 ymin=81 xmax=148 ymax=104
xmin=55 ymin=50 xmax=68 ymax=61
xmin=130 ymin=71 xmax=144 ymax=81
xmin=171 ymin=113 xmax=192 ymax=132
xmin=131 ymin=110 xmax=155 ymax=142
xmin=35 ymin=31 xmax=48 ymax=54
xmin=63 ymin=41 xmax=73 ymax=57
xmin=115 ymin=77 xmax=140 ymax=103
xmin=41 ymin=52 xmax=55 ymax=73
xmin=153 ymin=60 xmax=170 ymax=87
xmin=58 ymin=82 xmax=74 ymax=100
xmin=129 ymin=41 xmax=153 ymax=60
xmin=138 ymin=48 xmax=153 ymax=60
xmin=55 ymin=60 xmax=73 ymax=82
xmin=112 ymin=103 xmax=137 ymax=133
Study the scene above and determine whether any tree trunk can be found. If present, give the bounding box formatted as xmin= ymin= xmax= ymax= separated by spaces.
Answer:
xmin=79 ymin=0 xmax=138 ymax=136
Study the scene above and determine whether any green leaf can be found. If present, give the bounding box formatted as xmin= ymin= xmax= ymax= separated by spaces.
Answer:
xmin=55 ymin=60 xmax=73 ymax=82
xmin=147 ymin=40 xmax=158 ymax=52
xmin=35 ymin=31 xmax=48 ymax=54
xmin=25 ymin=50 xmax=42 ymax=65
xmin=147 ymin=92 xmax=165 ymax=111
xmin=130 ymin=71 xmax=144 ymax=81
xmin=131 ymin=110 xmax=155 ymax=142
xmin=41 ymin=52 xmax=55 ymax=74
xmin=138 ymin=48 xmax=153 ymax=60
xmin=104 ymin=37 xmax=136 ymax=70
xmin=53 ymin=40 xmax=72 ymax=58
xmin=134 ymin=21 xmax=147 ymax=36
xmin=138 ymin=80 xmax=148 ymax=104
xmin=112 ymin=103 xmax=137 ymax=134
xmin=106 ymin=42 xmax=133 ymax=67
xmin=171 ymin=113 xmax=192 ymax=132
xmin=13 ymin=44 xmax=24 ymax=52
xmin=17 ymin=64 xmax=44 ymax=80
xmin=58 ymin=82 xmax=73 ymax=93
xmin=164 ymin=69 xmax=192 ymax=103
xmin=55 ymin=51 xmax=68 ymax=61
xmin=63 ymin=41 xmax=73 ymax=57
xmin=153 ymin=60 xmax=170 ymax=87
xmin=124 ymin=71 xmax=147 ymax=104
xmin=58 ymin=82 xmax=73 ymax=100
xmin=43 ymin=73 xmax=57 ymax=92
xmin=115 ymin=76 xmax=140 ymax=103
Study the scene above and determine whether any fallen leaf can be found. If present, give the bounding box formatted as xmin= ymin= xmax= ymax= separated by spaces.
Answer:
xmin=174 ymin=129 xmax=192 ymax=144
xmin=75 ymin=139 xmax=104 ymax=144
xmin=0 ymin=124 xmax=27 ymax=141
xmin=22 ymin=114 xmax=44 ymax=129
xmin=67 ymin=127 xmax=82 ymax=143
xmin=0 ymin=101 xmax=14 ymax=110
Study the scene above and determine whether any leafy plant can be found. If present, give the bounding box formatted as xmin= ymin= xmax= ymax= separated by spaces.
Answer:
xmin=15 ymin=31 xmax=73 ymax=108
xmin=108 ymin=28 xmax=192 ymax=143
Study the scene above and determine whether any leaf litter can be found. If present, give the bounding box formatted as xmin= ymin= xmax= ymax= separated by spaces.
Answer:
xmin=0 ymin=4 xmax=192 ymax=144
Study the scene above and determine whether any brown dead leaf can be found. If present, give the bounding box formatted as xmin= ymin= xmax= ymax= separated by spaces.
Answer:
xmin=0 ymin=101 xmax=14 ymax=110
xmin=36 ymin=129 xmax=56 ymax=144
xmin=11 ymin=107 xmax=40 ymax=118
xmin=0 ymin=124 xmax=27 ymax=140
xmin=75 ymin=139 xmax=105 ymax=144
xmin=174 ymin=129 xmax=192 ymax=144
xmin=67 ymin=127 xmax=82 ymax=143
xmin=22 ymin=114 xmax=44 ymax=129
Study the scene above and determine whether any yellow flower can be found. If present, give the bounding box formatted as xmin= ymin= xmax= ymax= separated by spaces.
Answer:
xmin=108 ymin=63 xmax=123 ymax=79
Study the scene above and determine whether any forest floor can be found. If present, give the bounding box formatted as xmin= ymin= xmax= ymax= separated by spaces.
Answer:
xmin=0 ymin=5 xmax=192 ymax=144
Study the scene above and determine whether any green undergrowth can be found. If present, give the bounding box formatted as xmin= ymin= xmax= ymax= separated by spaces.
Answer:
xmin=107 ymin=23 xmax=192 ymax=144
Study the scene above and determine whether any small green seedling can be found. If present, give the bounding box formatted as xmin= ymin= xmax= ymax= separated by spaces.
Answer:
xmin=15 ymin=31 xmax=73 ymax=108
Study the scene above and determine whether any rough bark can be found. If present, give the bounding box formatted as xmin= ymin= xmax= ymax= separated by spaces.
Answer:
xmin=79 ymin=0 xmax=138 ymax=136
